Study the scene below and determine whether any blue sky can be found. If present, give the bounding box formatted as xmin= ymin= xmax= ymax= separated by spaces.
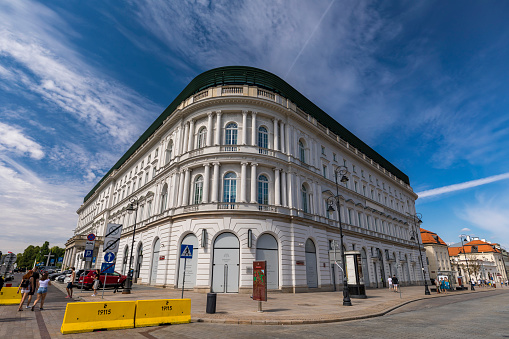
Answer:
xmin=1 ymin=0 xmax=509 ymax=253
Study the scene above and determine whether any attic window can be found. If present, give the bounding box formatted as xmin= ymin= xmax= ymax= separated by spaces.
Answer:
xmin=471 ymin=245 xmax=478 ymax=253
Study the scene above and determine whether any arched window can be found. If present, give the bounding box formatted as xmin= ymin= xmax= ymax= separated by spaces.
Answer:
xmin=257 ymin=175 xmax=269 ymax=205
xmin=165 ymin=140 xmax=173 ymax=164
xmin=197 ymin=127 xmax=207 ymax=149
xmin=223 ymin=172 xmax=237 ymax=203
xmin=194 ymin=175 xmax=204 ymax=204
xmin=258 ymin=126 xmax=268 ymax=149
xmin=160 ymin=184 xmax=168 ymax=212
xmin=225 ymin=123 xmax=238 ymax=145
xmin=301 ymin=184 xmax=308 ymax=213
xmin=299 ymin=140 xmax=306 ymax=163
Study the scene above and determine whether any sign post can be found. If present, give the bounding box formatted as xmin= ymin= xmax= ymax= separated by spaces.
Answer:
xmin=253 ymin=261 xmax=267 ymax=312
xmin=179 ymin=244 xmax=193 ymax=299
xmin=100 ymin=262 xmax=115 ymax=299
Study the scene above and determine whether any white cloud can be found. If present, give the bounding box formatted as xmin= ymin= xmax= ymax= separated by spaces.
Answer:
xmin=417 ymin=172 xmax=509 ymax=199
xmin=0 ymin=157 xmax=87 ymax=253
xmin=0 ymin=122 xmax=44 ymax=159
xmin=461 ymin=227 xmax=471 ymax=233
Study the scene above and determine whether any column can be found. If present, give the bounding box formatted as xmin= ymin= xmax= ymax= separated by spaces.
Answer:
xmin=251 ymin=112 xmax=257 ymax=146
xmin=286 ymin=123 xmax=291 ymax=155
xmin=241 ymin=162 xmax=248 ymax=203
xmin=188 ymin=119 xmax=195 ymax=151
xmin=273 ymin=118 xmax=279 ymax=151
xmin=183 ymin=122 xmax=189 ymax=154
xmin=206 ymin=112 xmax=213 ymax=146
xmin=312 ymin=181 xmax=317 ymax=215
xmin=176 ymin=126 xmax=183 ymax=156
xmin=169 ymin=174 xmax=176 ymax=208
xmin=281 ymin=171 xmax=287 ymax=207
xmin=295 ymin=174 xmax=301 ymax=210
xmin=203 ymin=164 xmax=211 ymax=203
xmin=211 ymin=162 xmax=220 ymax=202
xmin=274 ymin=168 xmax=281 ymax=206
xmin=250 ymin=163 xmax=258 ymax=203
xmin=280 ymin=121 xmax=285 ymax=154
xmin=182 ymin=168 xmax=191 ymax=206
xmin=287 ymin=172 xmax=293 ymax=208
xmin=316 ymin=183 xmax=322 ymax=216
xmin=215 ymin=111 xmax=222 ymax=145
xmin=177 ymin=170 xmax=185 ymax=206
xmin=241 ymin=111 xmax=248 ymax=145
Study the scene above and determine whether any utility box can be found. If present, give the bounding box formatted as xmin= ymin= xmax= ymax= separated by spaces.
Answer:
xmin=345 ymin=251 xmax=367 ymax=298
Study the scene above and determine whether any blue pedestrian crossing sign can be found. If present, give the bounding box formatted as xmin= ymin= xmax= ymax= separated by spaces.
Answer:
xmin=104 ymin=252 xmax=115 ymax=263
xmin=180 ymin=244 xmax=193 ymax=258
xmin=101 ymin=262 xmax=115 ymax=274
xmin=84 ymin=249 xmax=93 ymax=258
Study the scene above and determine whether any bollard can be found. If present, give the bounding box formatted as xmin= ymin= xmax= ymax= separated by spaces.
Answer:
xmin=206 ymin=293 xmax=216 ymax=314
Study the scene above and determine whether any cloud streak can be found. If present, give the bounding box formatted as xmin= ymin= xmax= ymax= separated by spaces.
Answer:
xmin=417 ymin=172 xmax=509 ymax=198
xmin=0 ymin=122 xmax=44 ymax=159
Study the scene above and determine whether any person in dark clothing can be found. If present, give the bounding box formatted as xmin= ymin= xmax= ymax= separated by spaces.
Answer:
xmin=26 ymin=269 xmax=39 ymax=308
xmin=392 ymin=275 xmax=399 ymax=292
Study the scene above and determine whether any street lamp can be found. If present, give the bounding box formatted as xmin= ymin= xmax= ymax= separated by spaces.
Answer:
xmin=407 ymin=213 xmax=431 ymax=295
xmin=122 ymin=197 xmax=139 ymax=294
xmin=326 ymin=165 xmax=352 ymax=306
xmin=459 ymin=234 xmax=475 ymax=290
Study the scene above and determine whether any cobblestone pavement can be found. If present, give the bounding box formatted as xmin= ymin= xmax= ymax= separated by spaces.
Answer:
xmin=1 ymin=273 xmax=507 ymax=338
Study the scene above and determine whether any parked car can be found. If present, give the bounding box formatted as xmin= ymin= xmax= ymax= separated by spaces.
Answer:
xmin=50 ymin=269 xmax=71 ymax=281
xmin=57 ymin=273 xmax=71 ymax=283
xmin=77 ymin=270 xmax=127 ymax=289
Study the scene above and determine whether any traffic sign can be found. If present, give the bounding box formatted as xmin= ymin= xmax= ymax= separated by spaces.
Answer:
xmin=50 ymin=259 xmax=55 ymax=264
xmin=84 ymin=249 xmax=93 ymax=258
xmin=87 ymin=233 xmax=96 ymax=241
xmin=85 ymin=240 xmax=95 ymax=251
xmin=180 ymin=244 xmax=193 ymax=259
xmin=58 ymin=257 xmax=63 ymax=263
xmin=104 ymin=252 xmax=116 ymax=263
xmin=103 ymin=223 xmax=123 ymax=253
xmin=101 ymin=262 xmax=115 ymax=274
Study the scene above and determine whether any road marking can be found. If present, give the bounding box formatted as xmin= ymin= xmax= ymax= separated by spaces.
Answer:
xmin=35 ymin=309 xmax=51 ymax=339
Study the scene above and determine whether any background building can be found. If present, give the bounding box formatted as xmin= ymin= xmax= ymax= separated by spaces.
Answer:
xmin=420 ymin=228 xmax=454 ymax=287
xmin=63 ymin=66 xmax=424 ymax=293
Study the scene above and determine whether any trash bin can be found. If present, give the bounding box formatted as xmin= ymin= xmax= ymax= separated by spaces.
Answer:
xmin=206 ymin=293 xmax=217 ymax=314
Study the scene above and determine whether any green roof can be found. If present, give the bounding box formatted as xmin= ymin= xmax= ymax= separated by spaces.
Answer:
xmin=84 ymin=66 xmax=410 ymax=203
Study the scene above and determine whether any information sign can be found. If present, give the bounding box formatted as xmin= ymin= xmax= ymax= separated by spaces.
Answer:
xmin=103 ymin=223 xmax=123 ymax=253
xmin=101 ymin=262 xmax=115 ymax=274
xmin=180 ymin=244 xmax=193 ymax=259
xmin=85 ymin=240 xmax=95 ymax=251
xmin=84 ymin=249 xmax=93 ymax=258
xmin=58 ymin=257 xmax=63 ymax=263
xmin=253 ymin=261 xmax=267 ymax=302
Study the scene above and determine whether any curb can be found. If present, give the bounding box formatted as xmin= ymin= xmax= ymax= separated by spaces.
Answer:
xmin=191 ymin=289 xmax=499 ymax=325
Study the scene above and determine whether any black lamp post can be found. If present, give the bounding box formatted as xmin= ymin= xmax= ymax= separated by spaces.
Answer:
xmin=459 ymin=234 xmax=475 ymax=291
xmin=122 ymin=197 xmax=139 ymax=294
xmin=326 ymin=165 xmax=352 ymax=306
xmin=408 ymin=213 xmax=431 ymax=295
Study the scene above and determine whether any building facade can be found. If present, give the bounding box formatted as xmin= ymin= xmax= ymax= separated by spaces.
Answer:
xmin=63 ymin=66 xmax=423 ymax=293
xmin=449 ymin=238 xmax=508 ymax=285
xmin=420 ymin=228 xmax=454 ymax=286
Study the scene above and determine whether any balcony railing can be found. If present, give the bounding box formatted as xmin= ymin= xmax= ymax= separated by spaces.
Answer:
xmin=222 ymin=86 xmax=243 ymax=95
xmin=217 ymin=203 xmax=239 ymax=210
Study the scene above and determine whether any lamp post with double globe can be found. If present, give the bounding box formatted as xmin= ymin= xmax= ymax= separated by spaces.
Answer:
xmin=407 ymin=213 xmax=431 ymax=295
xmin=459 ymin=234 xmax=475 ymax=291
xmin=326 ymin=165 xmax=352 ymax=306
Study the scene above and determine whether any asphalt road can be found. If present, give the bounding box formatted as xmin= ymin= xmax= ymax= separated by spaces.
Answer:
xmin=147 ymin=290 xmax=509 ymax=339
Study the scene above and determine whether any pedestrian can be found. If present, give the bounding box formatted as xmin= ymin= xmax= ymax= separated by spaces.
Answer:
xmin=91 ymin=269 xmax=100 ymax=297
xmin=17 ymin=271 xmax=32 ymax=311
xmin=66 ymin=267 xmax=76 ymax=299
xmin=26 ymin=268 xmax=40 ymax=308
xmin=434 ymin=278 xmax=440 ymax=293
xmin=392 ymin=275 xmax=399 ymax=292
xmin=440 ymin=278 xmax=447 ymax=294
xmin=31 ymin=272 xmax=51 ymax=311
xmin=387 ymin=276 xmax=393 ymax=291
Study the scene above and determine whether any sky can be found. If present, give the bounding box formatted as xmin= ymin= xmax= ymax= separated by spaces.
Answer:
xmin=1 ymin=0 xmax=509 ymax=254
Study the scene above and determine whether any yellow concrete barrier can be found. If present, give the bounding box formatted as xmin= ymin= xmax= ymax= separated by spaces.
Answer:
xmin=60 ymin=301 xmax=136 ymax=334
xmin=135 ymin=299 xmax=191 ymax=327
xmin=0 ymin=287 xmax=22 ymax=305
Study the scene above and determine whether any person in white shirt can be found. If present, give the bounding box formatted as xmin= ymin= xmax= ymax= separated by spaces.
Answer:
xmin=31 ymin=272 xmax=51 ymax=311
xmin=388 ymin=276 xmax=393 ymax=291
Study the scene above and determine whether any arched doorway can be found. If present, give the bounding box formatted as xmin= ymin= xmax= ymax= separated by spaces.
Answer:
xmin=178 ymin=234 xmax=199 ymax=288
xmin=377 ymin=249 xmax=386 ymax=287
xmin=134 ymin=243 xmax=143 ymax=282
xmin=256 ymin=234 xmax=279 ymax=289
xmin=361 ymin=248 xmax=370 ymax=287
xmin=150 ymin=238 xmax=160 ymax=284
xmin=212 ymin=232 xmax=239 ymax=293
xmin=305 ymin=239 xmax=318 ymax=288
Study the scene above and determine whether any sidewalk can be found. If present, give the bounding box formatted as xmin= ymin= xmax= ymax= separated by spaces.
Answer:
xmin=58 ymin=282 xmax=504 ymax=325
xmin=0 ymin=282 xmax=504 ymax=339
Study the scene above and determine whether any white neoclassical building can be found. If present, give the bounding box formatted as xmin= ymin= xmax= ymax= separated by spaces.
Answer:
xmin=63 ymin=66 xmax=424 ymax=293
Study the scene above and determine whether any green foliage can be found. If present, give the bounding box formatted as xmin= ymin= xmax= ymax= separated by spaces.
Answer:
xmin=15 ymin=242 xmax=66 ymax=268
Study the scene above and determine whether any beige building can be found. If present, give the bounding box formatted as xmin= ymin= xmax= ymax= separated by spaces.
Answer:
xmin=420 ymin=228 xmax=454 ymax=286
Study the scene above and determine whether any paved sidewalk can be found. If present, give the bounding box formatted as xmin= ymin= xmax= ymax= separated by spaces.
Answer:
xmin=1 ymin=282 xmax=504 ymax=339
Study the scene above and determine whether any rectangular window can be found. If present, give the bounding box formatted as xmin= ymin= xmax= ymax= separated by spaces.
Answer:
xmin=363 ymin=185 xmax=366 ymax=196
xmin=348 ymin=209 xmax=353 ymax=224
xmin=145 ymin=172 xmax=149 ymax=184
xmin=333 ymin=153 xmax=337 ymax=161
xmin=155 ymin=148 xmax=158 ymax=157
xmin=321 ymin=146 xmax=325 ymax=155
xmin=357 ymin=212 xmax=362 ymax=227
xmin=361 ymin=170 xmax=364 ymax=178
xmin=322 ymin=165 xmax=327 ymax=178
xmin=153 ymin=167 xmax=157 ymax=178
xmin=354 ymin=181 xmax=358 ymax=193
xmin=352 ymin=165 xmax=356 ymax=173
xmin=148 ymin=155 xmax=151 ymax=163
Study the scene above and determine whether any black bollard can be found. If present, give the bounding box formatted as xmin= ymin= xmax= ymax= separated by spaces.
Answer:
xmin=206 ymin=293 xmax=217 ymax=314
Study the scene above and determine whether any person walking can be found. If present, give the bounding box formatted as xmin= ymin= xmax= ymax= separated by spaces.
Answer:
xmin=434 ymin=278 xmax=441 ymax=293
xmin=392 ymin=275 xmax=399 ymax=292
xmin=17 ymin=271 xmax=32 ymax=311
xmin=31 ymin=272 xmax=51 ymax=311
xmin=91 ymin=269 xmax=100 ymax=297
xmin=66 ymin=267 xmax=75 ymax=299
xmin=387 ymin=276 xmax=393 ymax=291
xmin=26 ymin=268 xmax=39 ymax=308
